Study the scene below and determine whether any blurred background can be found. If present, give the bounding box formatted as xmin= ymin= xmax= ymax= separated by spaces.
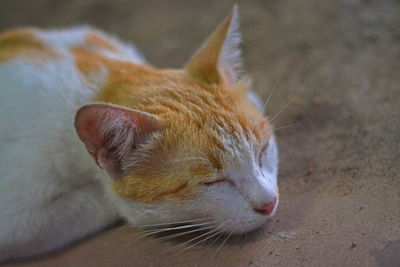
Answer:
xmin=1 ymin=0 xmax=399 ymax=266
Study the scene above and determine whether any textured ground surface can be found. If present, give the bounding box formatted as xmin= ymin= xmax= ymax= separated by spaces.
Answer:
xmin=1 ymin=0 xmax=399 ymax=266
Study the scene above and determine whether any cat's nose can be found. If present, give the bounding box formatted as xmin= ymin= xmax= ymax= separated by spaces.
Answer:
xmin=253 ymin=196 xmax=278 ymax=216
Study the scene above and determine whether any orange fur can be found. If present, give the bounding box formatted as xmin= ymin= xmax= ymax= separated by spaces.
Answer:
xmin=85 ymin=32 xmax=119 ymax=52
xmin=0 ymin=28 xmax=57 ymax=62
xmin=185 ymin=10 xmax=233 ymax=84
xmin=73 ymin=46 xmax=272 ymax=202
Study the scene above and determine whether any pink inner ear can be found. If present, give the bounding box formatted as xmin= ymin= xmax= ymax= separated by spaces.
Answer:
xmin=74 ymin=103 xmax=161 ymax=178
xmin=75 ymin=106 xmax=107 ymax=156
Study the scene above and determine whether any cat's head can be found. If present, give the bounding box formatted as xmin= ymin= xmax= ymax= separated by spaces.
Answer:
xmin=75 ymin=6 xmax=279 ymax=234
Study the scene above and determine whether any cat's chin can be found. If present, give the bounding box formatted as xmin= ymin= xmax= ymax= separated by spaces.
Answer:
xmin=218 ymin=210 xmax=277 ymax=234
xmin=118 ymin=206 xmax=276 ymax=236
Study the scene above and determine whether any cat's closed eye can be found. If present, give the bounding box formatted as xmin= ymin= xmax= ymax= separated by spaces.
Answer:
xmin=259 ymin=137 xmax=278 ymax=175
xmin=203 ymin=179 xmax=230 ymax=187
xmin=258 ymin=141 xmax=270 ymax=168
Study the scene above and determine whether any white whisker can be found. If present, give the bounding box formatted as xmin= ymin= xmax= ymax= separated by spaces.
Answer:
xmin=262 ymin=70 xmax=286 ymax=114
xmin=164 ymin=220 xmax=228 ymax=254
xmin=133 ymin=218 xmax=212 ymax=228
xmin=169 ymin=228 xmax=225 ymax=258
xmin=126 ymin=221 xmax=213 ymax=243
xmin=164 ymin=228 xmax=218 ymax=253
xmin=215 ymin=227 xmax=234 ymax=254
xmin=140 ymin=221 xmax=213 ymax=236
xmin=206 ymin=231 xmax=224 ymax=250
xmin=269 ymin=98 xmax=294 ymax=123
xmin=273 ymin=122 xmax=302 ymax=132
xmin=152 ymin=226 xmax=214 ymax=243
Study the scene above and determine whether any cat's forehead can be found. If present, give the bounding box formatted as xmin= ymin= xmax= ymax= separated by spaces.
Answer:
xmin=156 ymin=79 xmax=273 ymax=166
xmin=162 ymin=110 xmax=273 ymax=171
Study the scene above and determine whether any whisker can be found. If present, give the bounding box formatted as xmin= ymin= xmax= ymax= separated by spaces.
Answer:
xmin=273 ymin=122 xmax=303 ymax=133
xmin=152 ymin=226 xmax=214 ymax=243
xmin=215 ymin=226 xmax=235 ymax=255
xmin=262 ymin=70 xmax=286 ymax=114
xmin=139 ymin=221 xmax=213 ymax=236
xmin=269 ymin=98 xmax=294 ymax=123
xmin=164 ymin=221 xmax=229 ymax=254
xmin=231 ymin=228 xmax=242 ymax=244
xmin=258 ymin=121 xmax=303 ymax=141
xmin=133 ymin=218 xmax=212 ymax=228
xmin=205 ymin=230 xmax=224 ymax=250
xmin=126 ymin=221 xmax=213 ymax=243
xmin=164 ymin=228 xmax=218 ymax=253
xmin=169 ymin=228 xmax=225 ymax=258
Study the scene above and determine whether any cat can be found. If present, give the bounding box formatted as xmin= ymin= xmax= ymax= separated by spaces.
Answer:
xmin=0 ymin=6 xmax=279 ymax=261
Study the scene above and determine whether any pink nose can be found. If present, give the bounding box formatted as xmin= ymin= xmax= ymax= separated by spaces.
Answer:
xmin=255 ymin=196 xmax=278 ymax=216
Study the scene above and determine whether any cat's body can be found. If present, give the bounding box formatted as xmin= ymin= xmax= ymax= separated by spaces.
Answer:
xmin=0 ymin=26 xmax=136 ymax=260
xmin=0 ymin=7 xmax=279 ymax=261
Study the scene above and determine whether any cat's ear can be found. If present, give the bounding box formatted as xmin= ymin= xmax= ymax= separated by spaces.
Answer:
xmin=185 ymin=5 xmax=242 ymax=85
xmin=74 ymin=103 xmax=161 ymax=179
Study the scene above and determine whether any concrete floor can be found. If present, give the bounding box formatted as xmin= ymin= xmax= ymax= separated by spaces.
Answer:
xmin=1 ymin=0 xmax=399 ymax=266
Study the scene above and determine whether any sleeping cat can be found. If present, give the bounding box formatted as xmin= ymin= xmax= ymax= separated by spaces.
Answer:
xmin=0 ymin=6 xmax=279 ymax=261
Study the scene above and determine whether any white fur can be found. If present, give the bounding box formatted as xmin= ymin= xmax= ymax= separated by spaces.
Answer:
xmin=37 ymin=26 xmax=146 ymax=63
xmin=248 ymin=91 xmax=265 ymax=111
xmin=0 ymin=27 xmax=144 ymax=261
xmin=0 ymin=24 xmax=278 ymax=262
